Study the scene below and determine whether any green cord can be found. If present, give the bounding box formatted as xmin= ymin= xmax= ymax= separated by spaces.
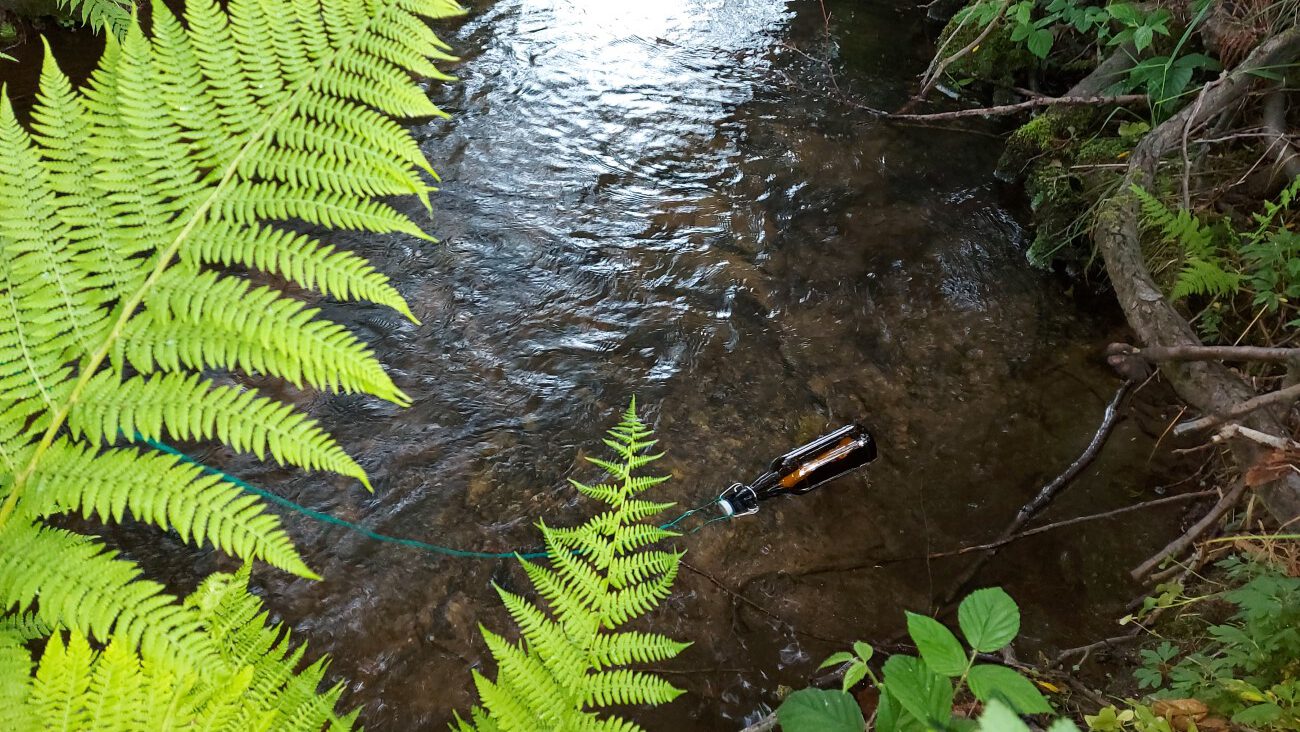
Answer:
xmin=143 ymin=437 xmax=728 ymax=561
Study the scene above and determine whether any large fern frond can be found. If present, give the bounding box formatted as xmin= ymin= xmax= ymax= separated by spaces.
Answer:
xmin=0 ymin=0 xmax=464 ymax=700
xmin=457 ymin=403 xmax=690 ymax=731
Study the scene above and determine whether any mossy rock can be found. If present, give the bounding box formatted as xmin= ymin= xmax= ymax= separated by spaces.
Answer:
xmin=1077 ymin=136 xmax=1131 ymax=165
xmin=936 ymin=7 xmax=1036 ymax=86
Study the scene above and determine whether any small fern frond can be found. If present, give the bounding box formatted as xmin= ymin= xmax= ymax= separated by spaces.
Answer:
xmin=587 ymin=631 xmax=691 ymax=670
xmin=1130 ymin=183 xmax=1215 ymax=256
xmin=122 ymin=269 xmax=405 ymax=401
xmin=458 ymin=403 xmax=686 ymax=730
xmin=184 ymin=221 xmax=416 ymax=320
xmin=57 ymin=0 xmax=133 ymax=37
xmin=1171 ymin=257 xmax=1244 ymax=300
xmin=580 ymin=669 xmax=685 ymax=708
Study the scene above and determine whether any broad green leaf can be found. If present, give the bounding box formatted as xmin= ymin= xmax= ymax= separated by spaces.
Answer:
xmin=775 ymin=688 xmax=865 ymax=732
xmin=976 ymin=700 xmax=1032 ymax=732
xmin=1027 ymin=29 xmax=1053 ymax=59
xmin=881 ymin=655 xmax=954 ymax=726
xmin=1133 ymin=25 xmax=1153 ymax=51
xmin=1046 ymin=719 xmax=1082 ymax=732
xmin=1232 ymin=703 xmax=1283 ymax=726
xmin=967 ymin=664 xmax=1052 ymax=714
xmin=905 ymin=612 xmax=968 ymax=677
xmin=958 ymin=588 xmax=1021 ymax=652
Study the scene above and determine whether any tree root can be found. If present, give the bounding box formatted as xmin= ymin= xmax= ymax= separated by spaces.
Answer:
xmin=1091 ymin=26 xmax=1300 ymax=523
xmin=1262 ymin=78 xmax=1300 ymax=183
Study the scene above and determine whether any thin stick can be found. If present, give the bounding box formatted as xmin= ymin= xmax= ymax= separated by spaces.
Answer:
xmin=911 ymin=0 xmax=1014 ymax=106
xmin=1050 ymin=633 xmax=1142 ymax=669
xmin=1174 ymin=382 xmax=1300 ymax=435
xmin=889 ymin=94 xmax=1148 ymax=122
xmin=923 ymin=490 xmax=1216 ymax=559
xmin=940 ymin=381 xmax=1132 ymax=605
xmin=1131 ymin=479 xmax=1249 ymax=580
xmin=1213 ymin=423 xmax=1299 ymax=450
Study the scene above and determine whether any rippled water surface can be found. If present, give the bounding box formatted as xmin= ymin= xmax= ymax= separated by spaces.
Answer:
xmin=10 ymin=0 xmax=1198 ymax=727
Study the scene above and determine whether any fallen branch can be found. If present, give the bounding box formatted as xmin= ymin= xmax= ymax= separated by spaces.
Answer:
xmin=1173 ymin=381 xmax=1300 ymax=436
xmin=1214 ymin=423 xmax=1300 ymax=450
xmin=940 ymin=381 xmax=1131 ymax=606
xmin=1108 ymin=343 xmax=1300 ymax=363
xmin=1091 ymin=26 xmax=1300 ymax=522
xmin=889 ymin=94 xmax=1148 ymax=122
xmin=1131 ymin=480 xmax=1249 ymax=581
xmin=924 ymin=489 xmax=1216 ymax=559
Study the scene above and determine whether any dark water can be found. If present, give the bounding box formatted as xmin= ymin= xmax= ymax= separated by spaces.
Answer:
xmin=5 ymin=0 xmax=1197 ymax=728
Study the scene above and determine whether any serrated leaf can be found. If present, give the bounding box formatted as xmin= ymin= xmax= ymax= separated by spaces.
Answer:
xmin=905 ymin=612 xmax=968 ymax=677
xmin=843 ymin=663 xmax=869 ymax=692
xmin=1027 ymin=29 xmax=1053 ymax=59
xmin=958 ymin=588 xmax=1021 ymax=652
xmin=852 ymin=641 xmax=874 ymax=663
xmin=967 ymin=664 xmax=1052 ymax=714
xmin=881 ymin=655 xmax=953 ymax=726
xmin=776 ymin=688 xmax=866 ymax=732
xmin=977 ymin=700 xmax=1033 ymax=732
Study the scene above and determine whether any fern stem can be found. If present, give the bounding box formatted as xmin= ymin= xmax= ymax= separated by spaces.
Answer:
xmin=0 ymin=4 xmax=397 ymax=529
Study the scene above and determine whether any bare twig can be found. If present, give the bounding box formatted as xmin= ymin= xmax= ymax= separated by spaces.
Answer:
xmin=922 ymin=490 xmax=1216 ymax=559
xmin=888 ymin=94 xmax=1148 ymax=122
xmin=1214 ymin=423 xmax=1300 ymax=450
xmin=1050 ymin=634 xmax=1142 ymax=669
xmin=1174 ymin=381 xmax=1300 ymax=435
xmin=1131 ymin=479 xmax=1249 ymax=580
xmin=910 ymin=0 xmax=1014 ymax=107
xmin=940 ymin=381 xmax=1131 ymax=606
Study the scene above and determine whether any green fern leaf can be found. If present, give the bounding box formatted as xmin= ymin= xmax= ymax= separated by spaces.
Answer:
xmin=0 ymin=518 xmax=213 ymax=667
xmin=1 ymin=0 xmax=466 ymax=721
xmin=3 ymin=565 xmax=358 ymax=730
xmin=458 ymin=404 xmax=686 ymax=730
xmin=69 ymin=372 xmax=370 ymax=486
xmin=1171 ymin=257 xmax=1243 ymax=300
xmin=23 ymin=439 xmax=315 ymax=577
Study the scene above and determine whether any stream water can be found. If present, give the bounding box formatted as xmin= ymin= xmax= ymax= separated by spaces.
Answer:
xmin=2 ymin=0 xmax=1201 ymax=728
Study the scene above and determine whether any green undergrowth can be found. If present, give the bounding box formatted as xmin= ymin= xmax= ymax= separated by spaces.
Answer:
xmin=1084 ymin=550 xmax=1300 ymax=732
